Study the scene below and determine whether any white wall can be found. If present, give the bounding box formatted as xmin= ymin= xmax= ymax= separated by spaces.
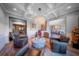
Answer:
xmin=9 ymin=20 xmax=13 ymax=32
xmin=50 ymin=10 xmax=79 ymax=34
xmin=0 ymin=6 xmax=9 ymax=51
xmin=48 ymin=10 xmax=79 ymax=39
xmin=66 ymin=11 xmax=79 ymax=33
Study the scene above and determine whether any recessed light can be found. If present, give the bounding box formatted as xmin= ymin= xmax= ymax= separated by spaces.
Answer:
xmin=67 ymin=6 xmax=71 ymax=9
xmin=13 ymin=8 xmax=17 ymax=11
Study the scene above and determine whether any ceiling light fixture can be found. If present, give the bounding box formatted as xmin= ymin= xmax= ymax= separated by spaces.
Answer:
xmin=38 ymin=8 xmax=41 ymax=11
xmin=13 ymin=8 xmax=17 ymax=11
xmin=67 ymin=6 xmax=71 ymax=9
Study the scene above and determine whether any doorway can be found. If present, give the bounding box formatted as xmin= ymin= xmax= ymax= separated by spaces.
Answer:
xmin=9 ymin=17 xmax=27 ymax=41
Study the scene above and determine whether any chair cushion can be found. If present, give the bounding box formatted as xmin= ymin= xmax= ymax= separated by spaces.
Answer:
xmin=14 ymin=37 xmax=28 ymax=48
xmin=52 ymin=40 xmax=60 ymax=53
xmin=59 ymin=42 xmax=67 ymax=54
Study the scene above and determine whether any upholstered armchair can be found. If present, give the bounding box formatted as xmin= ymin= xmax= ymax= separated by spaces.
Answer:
xmin=13 ymin=32 xmax=28 ymax=48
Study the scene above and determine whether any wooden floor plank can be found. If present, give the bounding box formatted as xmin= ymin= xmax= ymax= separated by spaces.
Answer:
xmin=0 ymin=41 xmax=20 ymax=56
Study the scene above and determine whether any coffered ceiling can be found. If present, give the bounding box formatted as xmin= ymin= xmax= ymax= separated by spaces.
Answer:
xmin=0 ymin=3 xmax=79 ymax=21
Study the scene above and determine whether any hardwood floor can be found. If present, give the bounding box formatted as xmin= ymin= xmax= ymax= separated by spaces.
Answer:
xmin=0 ymin=41 xmax=20 ymax=56
xmin=0 ymin=38 xmax=51 ymax=56
xmin=0 ymin=41 xmax=43 ymax=56
xmin=24 ymin=48 xmax=42 ymax=56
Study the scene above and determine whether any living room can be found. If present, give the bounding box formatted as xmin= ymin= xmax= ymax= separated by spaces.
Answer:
xmin=0 ymin=3 xmax=79 ymax=56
